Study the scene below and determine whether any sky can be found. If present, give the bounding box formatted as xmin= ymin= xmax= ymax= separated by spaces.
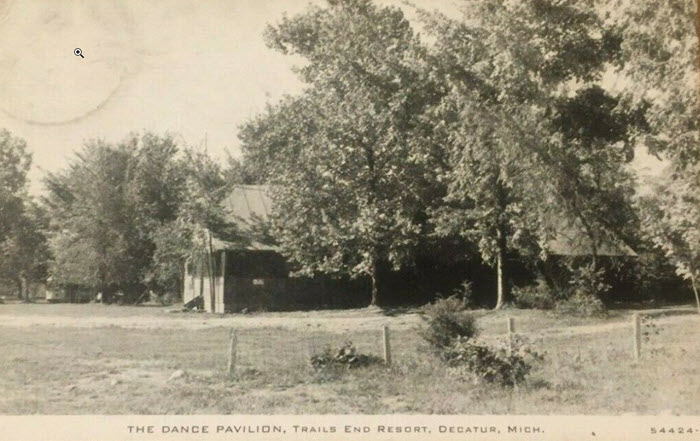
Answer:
xmin=0 ymin=0 xmax=662 ymax=195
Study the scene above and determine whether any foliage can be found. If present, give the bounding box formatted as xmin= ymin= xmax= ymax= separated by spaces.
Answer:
xmin=640 ymin=164 xmax=700 ymax=311
xmin=241 ymin=0 xmax=442 ymax=305
xmin=0 ymin=130 xmax=49 ymax=299
xmin=614 ymin=0 xmax=699 ymax=166
xmin=554 ymin=292 xmax=607 ymax=317
xmin=44 ymin=133 xmax=187 ymax=301
xmin=0 ymin=202 xmax=50 ymax=300
xmin=512 ymin=279 xmax=556 ymax=310
xmin=616 ymin=0 xmax=700 ymax=312
xmin=224 ymin=154 xmax=261 ymax=186
xmin=40 ymin=129 xmax=251 ymax=303
xmin=608 ymin=239 xmax=679 ymax=303
xmin=552 ymin=264 xmax=609 ymax=316
xmin=421 ymin=0 xmax=636 ymax=309
xmin=569 ymin=264 xmax=611 ymax=300
xmin=451 ymin=281 xmax=474 ymax=309
xmin=0 ymin=129 xmax=31 ymax=239
xmin=418 ymin=284 xmax=541 ymax=386
xmin=443 ymin=336 xmax=541 ymax=387
xmin=555 ymin=292 xmax=607 ymax=317
xmin=310 ymin=342 xmax=384 ymax=371
xmin=147 ymin=221 xmax=193 ymax=295
xmin=149 ymin=147 xmax=231 ymax=297
xmin=542 ymin=86 xmax=641 ymax=269
xmin=418 ymin=295 xmax=478 ymax=352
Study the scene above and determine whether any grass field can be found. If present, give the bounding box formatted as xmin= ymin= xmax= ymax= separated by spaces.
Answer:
xmin=0 ymin=303 xmax=698 ymax=414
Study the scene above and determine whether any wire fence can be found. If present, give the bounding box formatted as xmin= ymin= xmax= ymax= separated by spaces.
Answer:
xmin=215 ymin=310 xmax=697 ymax=378
xmin=224 ymin=327 xmax=390 ymax=375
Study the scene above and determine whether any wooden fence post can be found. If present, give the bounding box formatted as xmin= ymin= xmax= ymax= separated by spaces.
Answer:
xmin=633 ymin=314 xmax=641 ymax=361
xmin=382 ymin=325 xmax=392 ymax=366
xmin=507 ymin=317 xmax=515 ymax=355
xmin=228 ymin=328 xmax=237 ymax=376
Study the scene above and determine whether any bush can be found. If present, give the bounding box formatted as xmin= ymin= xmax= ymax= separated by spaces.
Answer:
xmin=570 ymin=264 xmax=610 ymax=298
xmin=442 ymin=336 xmax=540 ymax=387
xmin=153 ymin=291 xmax=179 ymax=305
xmin=452 ymin=281 xmax=474 ymax=308
xmin=418 ymin=295 xmax=478 ymax=352
xmin=418 ymin=296 xmax=543 ymax=387
xmin=554 ymin=264 xmax=609 ymax=317
xmin=512 ymin=279 xmax=555 ymax=310
xmin=310 ymin=342 xmax=384 ymax=372
xmin=555 ymin=292 xmax=607 ymax=317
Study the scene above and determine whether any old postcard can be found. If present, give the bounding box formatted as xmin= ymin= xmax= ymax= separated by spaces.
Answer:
xmin=0 ymin=0 xmax=698 ymax=440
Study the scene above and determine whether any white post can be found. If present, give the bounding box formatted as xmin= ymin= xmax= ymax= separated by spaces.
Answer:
xmin=382 ymin=325 xmax=392 ymax=366
xmin=507 ymin=317 xmax=515 ymax=355
xmin=633 ymin=314 xmax=641 ymax=361
xmin=228 ymin=328 xmax=237 ymax=376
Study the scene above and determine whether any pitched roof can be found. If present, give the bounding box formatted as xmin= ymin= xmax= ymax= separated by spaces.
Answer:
xmin=211 ymin=185 xmax=276 ymax=251
xmin=221 ymin=184 xmax=272 ymax=225
xmin=211 ymin=185 xmax=637 ymax=257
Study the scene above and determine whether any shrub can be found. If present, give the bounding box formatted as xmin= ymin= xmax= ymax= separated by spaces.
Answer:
xmin=555 ymin=292 xmax=607 ymax=317
xmin=553 ymin=264 xmax=609 ymax=317
xmin=452 ymin=281 xmax=474 ymax=308
xmin=442 ymin=336 xmax=540 ymax=387
xmin=570 ymin=264 xmax=610 ymax=298
xmin=512 ymin=279 xmax=555 ymax=310
xmin=155 ymin=291 xmax=180 ymax=305
xmin=418 ymin=295 xmax=478 ymax=352
xmin=310 ymin=342 xmax=384 ymax=372
xmin=418 ymin=297 xmax=543 ymax=387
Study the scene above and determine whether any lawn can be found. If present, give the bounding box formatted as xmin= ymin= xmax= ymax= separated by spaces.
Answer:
xmin=0 ymin=303 xmax=698 ymax=414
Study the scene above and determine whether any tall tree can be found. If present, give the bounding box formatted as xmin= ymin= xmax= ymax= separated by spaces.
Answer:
xmin=421 ymin=0 xmax=626 ymax=307
xmin=614 ymin=0 xmax=699 ymax=165
xmin=0 ymin=130 xmax=49 ymax=300
xmin=44 ymin=133 xmax=184 ymax=302
xmin=617 ymin=0 xmax=700 ymax=309
xmin=150 ymin=147 xmax=230 ymax=301
xmin=242 ymin=0 xmax=441 ymax=305
xmin=0 ymin=129 xmax=31 ymax=245
xmin=641 ymin=164 xmax=700 ymax=312
xmin=545 ymin=86 xmax=641 ymax=271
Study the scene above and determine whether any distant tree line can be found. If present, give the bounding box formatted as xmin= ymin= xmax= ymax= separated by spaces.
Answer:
xmin=0 ymin=0 xmax=697 ymax=311
xmin=0 ymin=130 xmax=246 ymax=303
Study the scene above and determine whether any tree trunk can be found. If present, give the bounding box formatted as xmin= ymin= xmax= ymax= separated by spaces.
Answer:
xmin=494 ymin=179 xmax=509 ymax=310
xmin=369 ymin=257 xmax=380 ymax=307
xmin=207 ymin=231 xmax=216 ymax=312
xmin=14 ymin=278 xmax=22 ymax=300
xmin=577 ymin=216 xmax=598 ymax=273
xmin=101 ymin=284 xmax=111 ymax=304
xmin=494 ymin=219 xmax=508 ymax=310
xmin=495 ymin=248 xmax=505 ymax=310
xmin=691 ymin=274 xmax=700 ymax=315
xmin=178 ymin=266 xmax=184 ymax=303
xmin=363 ymin=137 xmax=381 ymax=308
xmin=19 ymin=274 xmax=28 ymax=302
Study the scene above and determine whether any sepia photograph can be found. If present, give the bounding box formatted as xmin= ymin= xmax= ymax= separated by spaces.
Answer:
xmin=0 ymin=0 xmax=698 ymax=439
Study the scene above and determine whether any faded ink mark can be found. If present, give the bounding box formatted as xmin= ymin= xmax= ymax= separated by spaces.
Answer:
xmin=0 ymin=75 xmax=125 ymax=126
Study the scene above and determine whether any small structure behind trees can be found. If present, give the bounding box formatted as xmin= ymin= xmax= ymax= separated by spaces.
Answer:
xmin=183 ymin=185 xmax=369 ymax=312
